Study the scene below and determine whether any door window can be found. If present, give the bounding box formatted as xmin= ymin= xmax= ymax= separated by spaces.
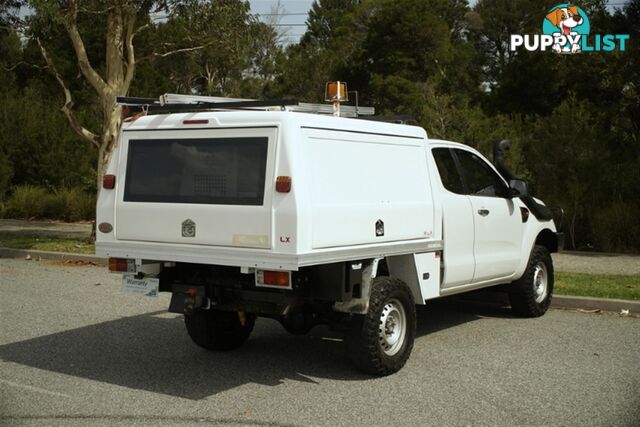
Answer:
xmin=432 ymin=148 xmax=465 ymax=194
xmin=454 ymin=149 xmax=508 ymax=197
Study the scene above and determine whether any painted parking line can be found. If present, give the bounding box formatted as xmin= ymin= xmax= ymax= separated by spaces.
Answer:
xmin=0 ymin=378 xmax=72 ymax=398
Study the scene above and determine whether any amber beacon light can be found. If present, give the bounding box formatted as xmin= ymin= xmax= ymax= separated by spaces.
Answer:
xmin=325 ymin=81 xmax=348 ymax=117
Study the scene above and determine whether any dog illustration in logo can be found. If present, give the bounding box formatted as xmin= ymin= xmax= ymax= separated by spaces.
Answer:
xmin=546 ymin=5 xmax=584 ymax=53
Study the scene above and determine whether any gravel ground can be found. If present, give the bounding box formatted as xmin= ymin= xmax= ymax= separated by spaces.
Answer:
xmin=0 ymin=219 xmax=92 ymax=239
xmin=552 ymin=252 xmax=640 ymax=276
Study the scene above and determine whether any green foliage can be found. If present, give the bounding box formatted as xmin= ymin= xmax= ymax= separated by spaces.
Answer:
xmin=0 ymin=150 xmax=12 ymax=204
xmin=139 ymin=0 xmax=280 ymax=97
xmin=591 ymin=202 xmax=640 ymax=254
xmin=0 ymin=84 xmax=97 ymax=191
xmin=364 ymin=0 xmax=452 ymax=81
xmin=3 ymin=185 xmax=49 ymax=218
xmin=302 ymin=0 xmax=360 ymax=48
xmin=525 ymin=97 xmax=604 ymax=249
xmin=3 ymin=185 xmax=95 ymax=221
xmin=47 ymin=188 xmax=96 ymax=222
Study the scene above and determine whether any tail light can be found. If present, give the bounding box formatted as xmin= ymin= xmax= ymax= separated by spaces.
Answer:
xmin=103 ymin=174 xmax=116 ymax=189
xmin=256 ymin=270 xmax=291 ymax=289
xmin=109 ymin=257 xmax=136 ymax=272
xmin=275 ymin=176 xmax=292 ymax=193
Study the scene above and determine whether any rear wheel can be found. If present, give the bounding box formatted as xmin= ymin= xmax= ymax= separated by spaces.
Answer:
xmin=508 ymin=245 xmax=554 ymax=317
xmin=185 ymin=310 xmax=255 ymax=351
xmin=347 ymin=276 xmax=416 ymax=376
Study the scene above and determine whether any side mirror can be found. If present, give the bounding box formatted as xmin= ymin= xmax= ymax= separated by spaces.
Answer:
xmin=509 ymin=179 xmax=529 ymax=197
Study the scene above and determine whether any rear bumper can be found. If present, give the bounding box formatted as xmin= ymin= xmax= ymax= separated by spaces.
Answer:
xmin=96 ymin=239 xmax=443 ymax=271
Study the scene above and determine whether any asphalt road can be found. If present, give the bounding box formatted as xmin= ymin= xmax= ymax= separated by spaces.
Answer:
xmin=1 ymin=259 xmax=639 ymax=426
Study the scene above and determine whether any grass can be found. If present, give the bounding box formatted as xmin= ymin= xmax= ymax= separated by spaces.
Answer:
xmin=0 ymin=236 xmax=94 ymax=255
xmin=555 ymin=272 xmax=640 ymax=301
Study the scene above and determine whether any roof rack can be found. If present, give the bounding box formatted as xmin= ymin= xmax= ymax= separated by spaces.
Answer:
xmin=117 ymin=96 xmax=298 ymax=112
xmin=117 ymin=93 xmax=375 ymax=118
xmin=360 ymin=115 xmax=416 ymax=125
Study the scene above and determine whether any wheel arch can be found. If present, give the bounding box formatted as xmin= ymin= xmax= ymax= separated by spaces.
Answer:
xmin=536 ymin=228 xmax=559 ymax=253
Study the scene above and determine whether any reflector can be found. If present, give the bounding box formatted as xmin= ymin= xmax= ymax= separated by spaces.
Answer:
xmin=263 ymin=271 xmax=290 ymax=287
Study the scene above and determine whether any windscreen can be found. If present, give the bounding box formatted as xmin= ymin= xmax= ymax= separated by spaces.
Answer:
xmin=124 ymin=137 xmax=268 ymax=205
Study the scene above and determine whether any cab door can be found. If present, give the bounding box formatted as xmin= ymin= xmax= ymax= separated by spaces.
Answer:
xmin=453 ymin=149 xmax=523 ymax=283
xmin=431 ymin=147 xmax=475 ymax=288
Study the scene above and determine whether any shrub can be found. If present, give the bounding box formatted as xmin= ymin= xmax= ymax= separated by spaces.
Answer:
xmin=591 ymin=202 xmax=640 ymax=254
xmin=55 ymin=188 xmax=95 ymax=221
xmin=3 ymin=186 xmax=51 ymax=219
xmin=0 ymin=151 xmax=12 ymax=205
xmin=3 ymin=185 xmax=95 ymax=221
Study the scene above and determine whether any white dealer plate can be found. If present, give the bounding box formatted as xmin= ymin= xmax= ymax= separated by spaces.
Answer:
xmin=122 ymin=276 xmax=159 ymax=297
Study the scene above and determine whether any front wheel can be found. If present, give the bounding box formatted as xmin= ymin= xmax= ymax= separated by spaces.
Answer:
xmin=508 ymin=245 xmax=554 ymax=317
xmin=185 ymin=310 xmax=255 ymax=351
xmin=347 ymin=276 xmax=416 ymax=376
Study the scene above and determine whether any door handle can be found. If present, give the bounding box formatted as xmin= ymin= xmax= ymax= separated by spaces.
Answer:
xmin=477 ymin=209 xmax=490 ymax=217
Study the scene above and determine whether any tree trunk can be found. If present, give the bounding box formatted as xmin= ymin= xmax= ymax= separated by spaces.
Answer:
xmin=97 ymin=97 xmax=123 ymax=192
xmin=38 ymin=1 xmax=137 ymax=197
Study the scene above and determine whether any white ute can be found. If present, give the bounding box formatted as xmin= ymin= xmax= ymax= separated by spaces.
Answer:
xmin=96 ymin=93 xmax=563 ymax=375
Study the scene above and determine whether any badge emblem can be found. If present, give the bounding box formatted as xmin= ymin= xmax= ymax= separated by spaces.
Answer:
xmin=182 ymin=219 xmax=196 ymax=237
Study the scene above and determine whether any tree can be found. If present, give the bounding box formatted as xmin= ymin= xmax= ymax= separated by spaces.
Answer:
xmin=525 ymin=96 xmax=605 ymax=249
xmin=159 ymin=0 xmax=279 ymax=97
xmin=300 ymin=0 xmax=360 ymax=49
xmin=468 ymin=0 xmax=544 ymax=89
xmin=0 ymin=23 xmax=22 ymax=202
xmin=23 ymin=1 xmax=155 ymax=192
xmin=363 ymin=0 xmax=452 ymax=81
xmin=18 ymin=0 xmax=282 ymax=198
xmin=268 ymin=0 xmax=367 ymax=102
xmin=23 ymin=0 xmax=225 ymax=194
xmin=158 ymin=0 xmax=259 ymax=96
xmin=0 ymin=0 xmax=23 ymax=27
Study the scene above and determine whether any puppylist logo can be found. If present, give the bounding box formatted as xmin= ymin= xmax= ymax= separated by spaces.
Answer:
xmin=510 ymin=4 xmax=630 ymax=54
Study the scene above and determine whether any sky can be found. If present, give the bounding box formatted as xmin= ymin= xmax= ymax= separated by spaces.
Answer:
xmin=249 ymin=0 xmax=316 ymax=44
xmin=248 ymin=0 xmax=629 ymax=45
xmin=18 ymin=0 xmax=630 ymax=46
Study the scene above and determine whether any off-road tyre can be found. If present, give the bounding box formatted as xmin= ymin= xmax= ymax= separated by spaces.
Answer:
xmin=185 ymin=310 xmax=255 ymax=351
xmin=347 ymin=276 xmax=416 ymax=376
xmin=508 ymin=245 xmax=554 ymax=317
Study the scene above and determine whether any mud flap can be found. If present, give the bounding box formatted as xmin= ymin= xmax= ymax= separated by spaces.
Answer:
xmin=168 ymin=285 xmax=209 ymax=314
xmin=332 ymin=259 xmax=380 ymax=314
xmin=387 ymin=252 xmax=441 ymax=303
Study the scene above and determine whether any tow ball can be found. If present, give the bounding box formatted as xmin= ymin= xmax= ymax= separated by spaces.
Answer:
xmin=168 ymin=285 xmax=210 ymax=314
